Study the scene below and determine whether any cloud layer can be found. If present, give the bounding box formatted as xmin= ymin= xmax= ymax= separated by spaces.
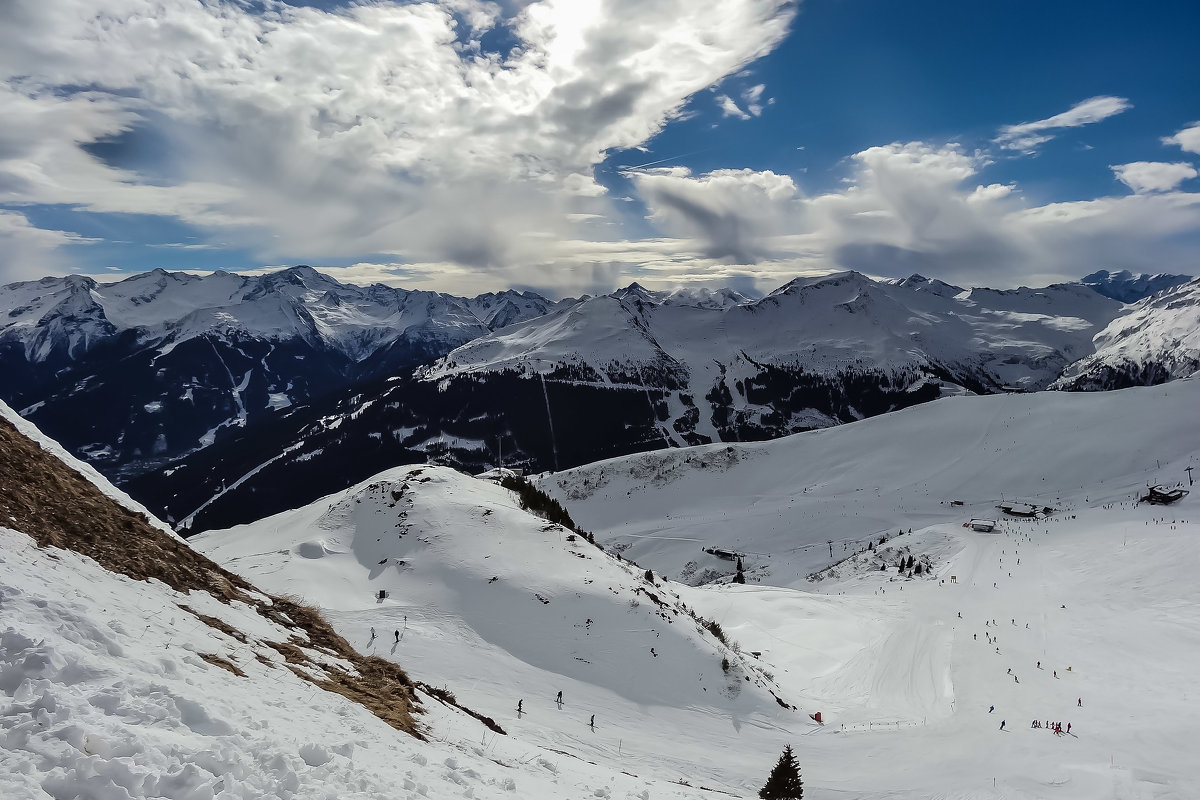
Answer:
xmin=1 ymin=4 xmax=1197 ymax=295
xmin=0 ymin=0 xmax=795 ymax=287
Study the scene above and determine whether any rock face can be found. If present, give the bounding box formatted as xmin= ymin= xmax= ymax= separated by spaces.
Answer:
xmin=1054 ymin=278 xmax=1200 ymax=391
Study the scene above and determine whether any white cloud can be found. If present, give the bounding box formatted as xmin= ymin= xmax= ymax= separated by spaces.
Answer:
xmin=994 ymin=96 xmax=1131 ymax=152
xmin=715 ymin=94 xmax=750 ymax=120
xmin=629 ymin=140 xmax=1200 ymax=288
xmin=1163 ymin=122 xmax=1200 ymax=155
xmin=743 ymin=84 xmax=767 ymax=116
xmin=1111 ymin=161 xmax=1198 ymax=194
xmin=0 ymin=0 xmax=797 ymax=283
xmin=0 ymin=210 xmax=98 ymax=282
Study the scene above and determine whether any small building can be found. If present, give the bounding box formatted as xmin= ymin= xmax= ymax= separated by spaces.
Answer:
xmin=703 ymin=547 xmax=743 ymax=561
xmin=1140 ymin=486 xmax=1189 ymax=505
xmin=997 ymin=502 xmax=1040 ymax=518
xmin=969 ymin=518 xmax=997 ymax=533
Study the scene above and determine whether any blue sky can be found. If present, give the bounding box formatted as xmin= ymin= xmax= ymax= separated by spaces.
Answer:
xmin=1 ymin=0 xmax=1198 ymax=296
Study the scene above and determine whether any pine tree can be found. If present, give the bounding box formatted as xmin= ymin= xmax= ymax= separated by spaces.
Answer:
xmin=759 ymin=744 xmax=803 ymax=799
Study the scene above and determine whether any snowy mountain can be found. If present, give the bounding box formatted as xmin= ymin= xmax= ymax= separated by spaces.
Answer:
xmin=6 ymin=377 xmax=1200 ymax=797
xmin=421 ymin=270 xmax=1122 ymax=443
xmin=1053 ymin=278 xmax=1200 ymax=391
xmin=0 ymin=267 xmax=562 ymax=488
xmin=1078 ymin=268 xmax=1193 ymax=303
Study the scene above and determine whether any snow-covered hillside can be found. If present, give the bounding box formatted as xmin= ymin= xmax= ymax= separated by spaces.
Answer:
xmin=539 ymin=380 xmax=1200 ymax=587
xmin=194 ymin=467 xmax=793 ymax=765
xmin=7 ymin=380 xmax=1200 ymax=797
xmin=192 ymin=381 xmax=1200 ymax=798
xmin=1054 ymin=278 xmax=1200 ymax=390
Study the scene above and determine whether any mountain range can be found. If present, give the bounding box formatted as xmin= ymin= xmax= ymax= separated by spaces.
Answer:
xmin=1 ymin=265 xmax=1195 ymax=532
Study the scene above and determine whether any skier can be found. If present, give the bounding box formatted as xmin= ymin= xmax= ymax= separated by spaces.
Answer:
xmin=1000 ymin=720 xmax=1006 ymax=731
xmin=556 ymin=690 xmax=563 ymax=705
xmin=1053 ymin=670 xmax=1057 ymax=678
xmin=370 ymin=626 xmax=376 ymax=640
xmin=1077 ymin=697 xmax=1082 ymax=707
xmin=989 ymin=705 xmax=994 ymax=713
xmin=589 ymin=714 xmax=595 ymax=730
xmin=1067 ymin=722 xmax=1071 ymax=734
xmin=517 ymin=699 xmax=523 ymax=714
xmin=394 ymin=630 xmax=400 ymax=643
xmin=1036 ymin=661 xmax=1041 ymax=669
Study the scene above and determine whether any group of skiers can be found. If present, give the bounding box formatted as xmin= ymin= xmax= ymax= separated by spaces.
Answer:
xmin=515 ymin=692 xmax=596 ymax=731
xmin=1031 ymin=720 xmax=1072 ymax=735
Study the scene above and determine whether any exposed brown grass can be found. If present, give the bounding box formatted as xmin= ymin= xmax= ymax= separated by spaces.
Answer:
xmin=180 ymin=605 xmax=249 ymax=643
xmin=0 ymin=416 xmax=422 ymax=738
xmin=198 ymin=652 xmax=246 ymax=677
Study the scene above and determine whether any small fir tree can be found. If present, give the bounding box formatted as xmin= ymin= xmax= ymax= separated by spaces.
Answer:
xmin=759 ymin=744 xmax=803 ymax=799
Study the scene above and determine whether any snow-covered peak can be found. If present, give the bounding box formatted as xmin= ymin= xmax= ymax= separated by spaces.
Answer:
xmin=1054 ymin=277 xmax=1200 ymax=389
xmin=0 ymin=267 xmax=555 ymax=364
xmin=424 ymin=269 xmax=1123 ymax=396
xmin=1079 ymin=268 xmax=1194 ymax=303
xmin=662 ymin=285 xmax=753 ymax=309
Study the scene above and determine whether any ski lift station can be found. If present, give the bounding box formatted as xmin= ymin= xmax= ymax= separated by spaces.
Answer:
xmin=968 ymin=518 xmax=997 ymax=533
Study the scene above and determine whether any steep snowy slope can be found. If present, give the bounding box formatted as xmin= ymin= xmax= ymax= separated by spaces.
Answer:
xmin=0 ymin=402 xmax=736 ymax=800
xmin=539 ymin=379 xmax=1200 ymax=587
xmin=1054 ymin=278 xmax=1200 ymax=390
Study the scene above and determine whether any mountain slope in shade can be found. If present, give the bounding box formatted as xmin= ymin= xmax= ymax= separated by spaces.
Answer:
xmin=1079 ymin=269 xmax=1194 ymax=303
xmin=1054 ymin=278 xmax=1200 ymax=390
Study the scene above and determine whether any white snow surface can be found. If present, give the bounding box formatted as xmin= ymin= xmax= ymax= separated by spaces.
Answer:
xmin=5 ymin=382 xmax=1200 ymax=798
